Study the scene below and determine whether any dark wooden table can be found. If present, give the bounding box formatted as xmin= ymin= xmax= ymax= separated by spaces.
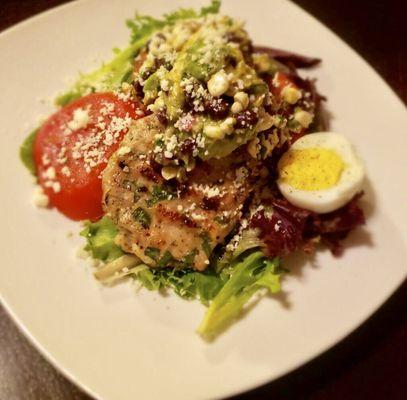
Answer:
xmin=1 ymin=1 xmax=406 ymax=399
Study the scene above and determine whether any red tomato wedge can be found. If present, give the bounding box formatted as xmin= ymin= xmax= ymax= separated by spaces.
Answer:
xmin=267 ymin=72 xmax=306 ymax=144
xmin=34 ymin=92 xmax=144 ymax=221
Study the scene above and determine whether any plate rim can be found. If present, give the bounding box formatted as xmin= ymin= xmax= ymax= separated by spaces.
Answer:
xmin=0 ymin=1 xmax=406 ymax=399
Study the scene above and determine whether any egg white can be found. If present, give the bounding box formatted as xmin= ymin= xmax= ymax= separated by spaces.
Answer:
xmin=277 ymin=132 xmax=365 ymax=213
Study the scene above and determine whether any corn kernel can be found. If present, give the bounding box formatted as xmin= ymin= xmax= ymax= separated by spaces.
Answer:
xmin=253 ymin=54 xmax=271 ymax=73
xmin=161 ymin=166 xmax=179 ymax=180
xmin=294 ymin=109 xmax=313 ymax=128
xmin=207 ymin=70 xmax=229 ymax=97
xmin=231 ymin=101 xmax=243 ymax=114
xmin=234 ymin=91 xmax=249 ymax=108
xmin=220 ymin=117 xmax=236 ymax=135
xmin=204 ymin=124 xmax=224 ymax=139
xmin=281 ymin=86 xmax=302 ymax=104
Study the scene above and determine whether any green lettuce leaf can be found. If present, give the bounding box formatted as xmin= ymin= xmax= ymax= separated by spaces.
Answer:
xmin=80 ymin=216 xmax=283 ymax=339
xmin=134 ymin=249 xmax=282 ymax=339
xmin=136 ymin=266 xmax=227 ymax=305
xmin=197 ymin=251 xmax=282 ymax=340
xmin=214 ymin=228 xmax=265 ymax=272
xmin=22 ymin=2 xmax=222 ymax=176
xmin=80 ymin=216 xmax=123 ymax=262
xmin=19 ymin=128 xmax=38 ymax=175
xmin=55 ymin=41 xmax=142 ymax=106
xmin=56 ymin=0 xmax=221 ymax=106
xmin=127 ymin=0 xmax=220 ymax=43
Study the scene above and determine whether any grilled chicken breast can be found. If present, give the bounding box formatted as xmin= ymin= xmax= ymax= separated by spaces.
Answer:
xmin=102 ymin=114 xmax=261 ymax=270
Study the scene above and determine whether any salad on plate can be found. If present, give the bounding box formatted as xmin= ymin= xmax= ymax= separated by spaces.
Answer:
xmin=20 ymin=1 xmax=366 ymax=339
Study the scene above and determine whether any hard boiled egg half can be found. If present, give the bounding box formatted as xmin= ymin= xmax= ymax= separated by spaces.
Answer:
xmin=277 ymin=132 xmax=365 ymax=213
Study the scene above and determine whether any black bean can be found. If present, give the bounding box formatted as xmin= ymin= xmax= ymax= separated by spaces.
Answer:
xmin=179 ymin=139 xmax=195 ymax=155
xmin=201 ymin=196 xmax=220 ymax=211
xmin=235 ymin=110 xmax=259 ymax=129
xmin=156 ymin=110 xmax=168 ymax=125
xmin=204 ymin=97 xmax=231 ymax=120
xmin=177 ymin=183 xmax=189 ymax=198
xmin=118 ymin=160 xmax=127 ymax=170
xmin=132 ymin=81 xmax=144 ymax=99
xmin=183 ymin=90 xmax=196 ymax=113
xmin=149 ymin=156 xmax=162 ymax=174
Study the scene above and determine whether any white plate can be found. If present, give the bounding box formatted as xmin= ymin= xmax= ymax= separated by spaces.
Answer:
xmin=0 ymin=1 xmax=406 ymax=399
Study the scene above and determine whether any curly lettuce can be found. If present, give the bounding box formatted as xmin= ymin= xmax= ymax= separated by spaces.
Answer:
xmin=56 ymin=0 xmax=221 ymax=106
xmin=19 ymin=128 xmax=38 ymax=175
xmin=21 ymin=1 xmax=222 ymax=175
xmin=80 ymin=216 xmax=124 ymax=262
xmin=81 ymin=217 xmax=283 ymax=339
xmin=137 ymin=266 xmax=228 ymax=305
xmin=198 ymin=252 xmax=281 ymax=339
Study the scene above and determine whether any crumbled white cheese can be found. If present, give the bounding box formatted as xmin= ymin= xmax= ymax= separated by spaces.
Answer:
xmin=161 ymin=79 xmax=169 ymax=91
xmin=41 ymin=154 xmax=51 ymax=166
xmin=61 ymin=166 xmax=71 ymax=177
xmin=192 ymin=183 xmax=225 ymax=198
xmin=32 ymin=187 xmax=49 ymax=208
xmin=44 ymin=166 xmax=56 ymax=180
xmin=52 ymin=182 xmax=61 ymax=193
xmin=67 ymin=107 xmax=90 ymax=131
xmin=70 ymin=112 xmax=132 ymax=173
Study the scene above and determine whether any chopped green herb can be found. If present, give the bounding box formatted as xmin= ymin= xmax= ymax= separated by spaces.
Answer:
xmin=133 ymin=207 xmax=151 ymax=229
xmin=183 ymin=248 xmax=199 ymax=267
xmin=287 ymin=119 xmax=300 ymax=130
xmin=80 ymin=217 xmax=123 ymax=262
xmin=214 ymin=215 xmax=230 ymax=225
xmin=154 ymin=138 xmax=164 ymax=147
xmin=145 ymin=246 xmax=160 ymax=261
xmin=146 ymin=185 xmax=176 ymax=207
xmin=136 ymin=264 xmax=227 ymax=305
xmin=201 ymin=233 xmax=212 ymax=258
xmin=157 ymin=250 xmax=175 ymax=268
xmin=122 ymin=179 xmax=137 ymax=190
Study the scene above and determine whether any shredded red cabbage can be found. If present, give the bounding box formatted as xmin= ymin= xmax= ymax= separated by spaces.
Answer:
xmin=250 ymin=194 xmax=365 ymax=258
xmin=253 ymin=46 xmax=321 ymax=69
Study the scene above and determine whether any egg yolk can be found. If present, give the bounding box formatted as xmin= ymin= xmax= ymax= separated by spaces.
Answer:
xmin=278 ymin=148 xmax=344 ymax=191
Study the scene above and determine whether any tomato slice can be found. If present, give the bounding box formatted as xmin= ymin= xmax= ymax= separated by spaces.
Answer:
xmin=34 ymin=92 xmax=144 ymax=221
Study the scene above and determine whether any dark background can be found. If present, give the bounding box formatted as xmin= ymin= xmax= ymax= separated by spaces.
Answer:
xmin=0 ymin=1 xmax=406 ymax=399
